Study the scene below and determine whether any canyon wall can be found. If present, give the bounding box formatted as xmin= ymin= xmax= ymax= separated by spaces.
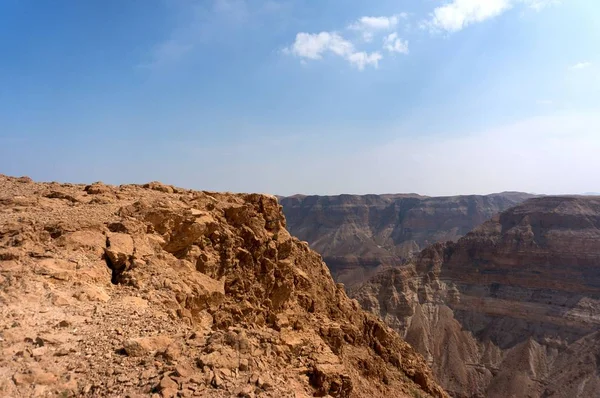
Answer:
xmin=352 ymin=196 xmax=600 ymax=397
xmin=281 ymin=192 xmax=534 ymax=287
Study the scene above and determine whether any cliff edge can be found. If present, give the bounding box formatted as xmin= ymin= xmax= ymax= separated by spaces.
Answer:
xmin=0 ymin=175 xmax=446 ymax=398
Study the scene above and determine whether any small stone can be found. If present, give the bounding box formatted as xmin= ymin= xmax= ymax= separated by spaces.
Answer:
xmin=32 ymin=346 xmax=48 ymax=357
xmin=141 ymin=369 xmax=158 ymax=379
xmin=32 ymin=385 xmax=47 ymax=397
xmin=52 ymin=296 xmax=70 ymax=306
xmin=30 ymin=368 xmax=58 ymax=385
xmin=159 ymin=375 xmax=178 ymax=391
xmin=160 ymin=388 xmax=177 ymax=398
xmin=248 ymin=373 xmax=259 ymax=385
xmin=124 ymin=336 xmax=174 ymax=357
xmin=175 ymin=365 xmax=192 ymax=378
xmin=211 ymin=372 xmax=223 ymax=388
xmin=161 ymin=343 xmax=181 ymax=361
xmin=57 ymin=320 xmax=71 ymax=328
xmin=235 ymin=385 xmax=254 ymax=398
xmin=54 ymin=347 xmax=70 ymax=356
xmin=189 ymin=375 xmax=204 ymax=385
xmin=13 ymin=373 xmax=33 ymax=386
xmin=239 ymin=358 xmax=249 ymax=371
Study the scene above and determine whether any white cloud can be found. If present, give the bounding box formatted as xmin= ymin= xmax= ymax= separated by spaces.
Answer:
xmin=525 ymin=0 xmax=561 ymax=11
xmin=571 ymin=62 xmax=592 ymax=70
xmin=428 ymin=0 xmax=513 ymax=32
xmin=286 ymin=32 xmax=351 ymax=59
xmin=286 ymin=32 xmax=381 ymax=70
xmin=347 ymin=52 xmax=383 ymax=70
xmin=348 ymin=14 xmax=406 ymax=41
xmin=383 ymin=33 xmax=409 ymax=54
xmin=426 ymin=0 xmax=560 ymax=33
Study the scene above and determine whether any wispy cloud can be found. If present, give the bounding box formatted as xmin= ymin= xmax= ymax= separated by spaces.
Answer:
xmin=526 ymin=0 xmax=561 ymax=11
xmin=139 ymin=39 xmax=194 ymax=69
xmin=284 ymin=32 xmax=381 ymax=70
xmin=428 ymin=0 xmax=513 ymax=33
xmin=571 ymin=61 xmax=592 ymax=70
xmin=141 ymin=0 xmax=289 ymax=69
xmin=348 ymin=14 xmax=406 ymax=41
xmin=383 ymin=33 xmax=409 ymax=54
xmin=425 ymin=0 xmax=560 ymax=33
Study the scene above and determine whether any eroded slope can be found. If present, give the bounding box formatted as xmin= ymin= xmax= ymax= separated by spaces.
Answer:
xmin=353 ymin=196 xmax=600 ymax=398
xmin=0 ymin=175 xmax=446 ymax=398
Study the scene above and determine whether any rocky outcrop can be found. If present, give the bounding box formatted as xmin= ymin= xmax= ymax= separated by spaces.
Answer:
xmin=0 ymin=175 xmax=445 ymax=398
xmin=352 ymin=196 xmax=600 ymax=398
xmin=280 ymin=192 xmax=534 ymax=287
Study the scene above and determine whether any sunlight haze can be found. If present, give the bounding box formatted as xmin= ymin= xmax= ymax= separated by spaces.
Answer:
xmin=1 ymin=0 xmax=598 ymax=195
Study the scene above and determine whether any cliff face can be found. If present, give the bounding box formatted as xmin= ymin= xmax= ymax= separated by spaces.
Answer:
xmin=352 ymin=196 xmax=600 ymax=398
xmin=280 ymin=192 xmax=534 ymax=287
xmin=0 ymin=175 xmax=446 ymax=398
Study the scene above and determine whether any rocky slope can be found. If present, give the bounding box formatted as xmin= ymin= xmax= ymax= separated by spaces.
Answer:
xmin=280 ymin=192 xmax=534 ymax=287
xmin=0 ymin=175 xmax=446 ymax=398
xmin=352 ymin=196 xmax=600 ymax=398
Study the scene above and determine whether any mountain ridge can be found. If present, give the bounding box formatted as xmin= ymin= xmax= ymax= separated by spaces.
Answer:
xmin=280 ymin=192 xmax=536 ymax=287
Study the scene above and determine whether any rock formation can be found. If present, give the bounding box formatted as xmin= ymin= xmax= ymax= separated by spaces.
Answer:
xmin=0 ymin=175 xmax=446 ymax=398
xmin=280 ymin=192 xmax=534 ymax=287
xmin=352 ymin=196 xmax=600 ymax=398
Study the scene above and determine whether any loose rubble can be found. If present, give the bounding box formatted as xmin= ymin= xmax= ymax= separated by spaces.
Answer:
xmin=0 ymin=175 xmax=446 ymax=398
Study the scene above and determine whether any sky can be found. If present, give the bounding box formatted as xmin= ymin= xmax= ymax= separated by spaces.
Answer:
xmin=1 ymin=0 xmax=599 ymax=196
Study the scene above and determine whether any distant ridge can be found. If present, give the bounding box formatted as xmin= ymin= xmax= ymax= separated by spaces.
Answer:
xmin=280 ymin=192 xmax=536 ymax=287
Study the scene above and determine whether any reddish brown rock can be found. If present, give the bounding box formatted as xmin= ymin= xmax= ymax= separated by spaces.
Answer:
xmin=353 ymin=196 xmax=600 ymax=398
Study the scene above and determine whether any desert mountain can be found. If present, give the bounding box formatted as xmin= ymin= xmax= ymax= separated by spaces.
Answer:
xmin=352 ymin=196 xmax=600 ymax=398
xmin=280 ymin=192 xmax=534 ymax=287
xmin=0 ymin=175 xmax=446 ymax=398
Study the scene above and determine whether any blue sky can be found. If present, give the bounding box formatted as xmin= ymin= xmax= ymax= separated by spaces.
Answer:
xmin=1 ymin=0 xmax=599 ymax=195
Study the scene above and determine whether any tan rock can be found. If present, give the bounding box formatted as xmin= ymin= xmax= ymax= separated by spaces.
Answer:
xmin=57 ymin=230 xmax=106 ymax=255
xmin=105 ymin=232 xmax=134 ymax=268
xmin=159 ymin=375 xmax=179 ymax=390
xmin=73 ymin=286 xmax=110 ymax=302
xmin=123 ymin=336 xmax=174 ymax=357
xmin=35 ymin=258 xmax=74 ymax=281
xmin=197 ymin=347 xmax=239 ymax=371
xmin=144 ymin=181 xmax=175 ymax=194
xmin=84 ymin=182 xmax=112 ymax=195
xmin=175 ymin=365 xmax=193 ymax=378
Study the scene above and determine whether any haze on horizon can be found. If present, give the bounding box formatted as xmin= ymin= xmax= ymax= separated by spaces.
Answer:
xmin=1 ymin=0 xmax=599 ymax=197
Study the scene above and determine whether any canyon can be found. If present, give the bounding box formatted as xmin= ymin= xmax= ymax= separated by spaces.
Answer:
xmin=0 ymin=175 xmax=445 ymax=398
xmin=280 ymin=192 xmax=535 ymax=287
xmin=351 ymin=196 xmax=600 ymax=397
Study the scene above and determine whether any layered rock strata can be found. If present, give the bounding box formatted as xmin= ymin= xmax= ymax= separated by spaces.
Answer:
xmin=353 ymin=197 xmax=600 ymax=398
xmin=280 ymin=193 xmax=534 ymax=287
